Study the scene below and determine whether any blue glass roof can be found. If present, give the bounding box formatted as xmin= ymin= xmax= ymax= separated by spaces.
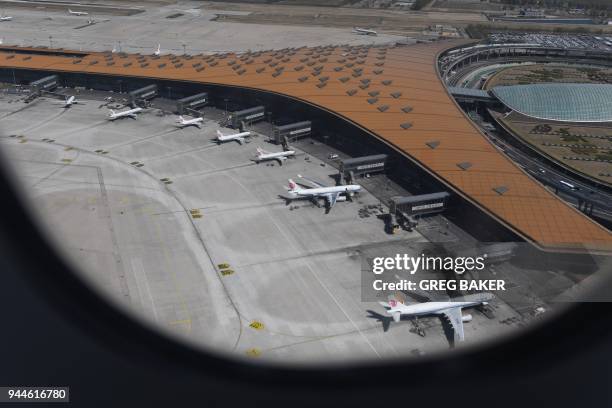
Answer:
xmin=491 ymin=83 xmax=612 ymax=123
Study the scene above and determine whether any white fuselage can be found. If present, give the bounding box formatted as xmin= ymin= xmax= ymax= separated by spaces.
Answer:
xmin=257 ymin=150 xmax=295 ymax=162
xmin=216 ymin=130 xmax=250 ymax=143
xmin=353 ymin=27 xmax=377 ymax=36
xmin=177 ymin=117 xmax=203 ymax=127
xmin=108 ymin=107 xmax=142 ymax=120
xmin=388 ymin=300 xmax=481 ymax=317
xmin=69 ymin=9 xmax=88 ymax=16
xmin=64 ymin=96 xmax=76 ymax=107
xmin=0 ymin=16 xmax=12 ymax=21
xmin=292 ymin=184 xmax=360 ymax=198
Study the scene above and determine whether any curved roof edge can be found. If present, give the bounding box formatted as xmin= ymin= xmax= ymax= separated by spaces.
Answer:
xmin=0 ymin=41 xmax=609 ymax=253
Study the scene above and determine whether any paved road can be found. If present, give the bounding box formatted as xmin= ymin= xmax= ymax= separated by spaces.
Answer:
xmin=482 ymin=126 xmax=612 ymax=222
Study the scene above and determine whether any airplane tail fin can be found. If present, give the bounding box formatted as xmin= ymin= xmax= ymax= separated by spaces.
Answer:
xmin=110 ymin=109 xmax=115 ymax=115
xmin=287 ymin=178 xmax=298 ymax=193
xmin=178 ymin=115 xmax=184 ymax=122
xmin=256 ymin=146 xmax=266 ymax=155
xmin=216 ymin=129 xmax=224 ymax=138
xmin=378 ymin=300 xmax=401 ymax=322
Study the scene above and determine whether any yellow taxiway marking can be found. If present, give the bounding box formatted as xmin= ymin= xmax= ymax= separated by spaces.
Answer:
xmin=169 ymin=319 xmax=192 ymax=327
xmin=246 ymin=348 xmax=261 ymax=357
xmin=249 ymin=321 xmax=264 ymax=330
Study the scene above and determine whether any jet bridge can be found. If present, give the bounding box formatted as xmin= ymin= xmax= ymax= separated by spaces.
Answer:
xmin=339 ymin=154 xmax=387 ymax=184
xmin=128 ymin=84 xmax=157 ymax=107
xmin=272 ymin=121 xmax=312 ymax=144
xmin=30 ymin=75 xmax=59 ymax=94
xmin=176 ymin=92 xmax=208 ymax=114
xmin=387 ymin=192 xmax=451 ymax=232
xmin=228 ymin=105 xmax=265 ymax=129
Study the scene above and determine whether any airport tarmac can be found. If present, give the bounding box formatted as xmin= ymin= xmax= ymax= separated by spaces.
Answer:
xmin=0 ymin=91 xmax=528 ymax=364
xmin=0 ymin=1 xmax=404 ymax=54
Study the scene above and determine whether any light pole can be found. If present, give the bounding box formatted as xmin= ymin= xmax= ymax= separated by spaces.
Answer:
xmin=182 ymin=43 xmax=186 ymax=55
xmin=48 ymin=35 xmax=53 ymax=48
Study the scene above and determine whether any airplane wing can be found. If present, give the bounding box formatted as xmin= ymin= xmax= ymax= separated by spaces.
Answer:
xmin=236 ymin=137 xmax=244 ymax=145
xmin=324 ymin=192 xmax=340 ymax=209
xmin=439 ymin=308 xmax=465 ymax=341
xmin=393 ymin=276 xmax=449 ymax=302
xmin=258 ymin=147 xmax=271 ymax=155
xmin=298 ymin=175 xmax=327 ymax=188
xmin=274 ymin=157 xmax=286 ymax=165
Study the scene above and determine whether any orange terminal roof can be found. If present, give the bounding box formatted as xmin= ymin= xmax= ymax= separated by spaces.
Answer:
xmin=0 ymin=41 xmax=610 ymax=252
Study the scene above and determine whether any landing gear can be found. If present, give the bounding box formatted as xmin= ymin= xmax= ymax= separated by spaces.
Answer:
xmin=412 ymin=316 xmax=426 ymax=337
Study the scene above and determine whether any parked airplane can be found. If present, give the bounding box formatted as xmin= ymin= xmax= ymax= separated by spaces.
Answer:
xmin=68 ymin=8 xmax=89 ymax=16
xmin=62 ymin=95 xmax=79 ymax=108
xmin=352 ymin=27 xmax=377 ymax=36
xmin=176 ymin=115 xmax=203 ymax=128
xmin=0 ymin=12 xmax=12 ymax=21
xmin=379 ymin=291 xmax=493 ymax=341
xmin=154 ymin=44 xmax=161 ymax=56
xmin=215 ymin=129 xmax=250 ymax=145
xmin=108 ymin=107 xmax=142 ymax=120
xmin=254 ymin=146 xmax=295 ymax=165
xmin=284 ymin=175 xmax=361 ymax=213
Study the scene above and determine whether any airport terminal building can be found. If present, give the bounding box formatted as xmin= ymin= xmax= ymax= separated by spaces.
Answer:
xmin=490 ymin=83 xmax=612 ymax=123
xmin=0 ymin=41 xmax=610 ymax=253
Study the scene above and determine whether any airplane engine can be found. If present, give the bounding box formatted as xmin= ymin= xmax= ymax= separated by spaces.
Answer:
xmin=462 ymin=314 xmax=472 ymax=323
xmin=392 ymin=312 xmax=401 ymax=323
xmin=336 ymin=196 xmax=347 ymax=202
